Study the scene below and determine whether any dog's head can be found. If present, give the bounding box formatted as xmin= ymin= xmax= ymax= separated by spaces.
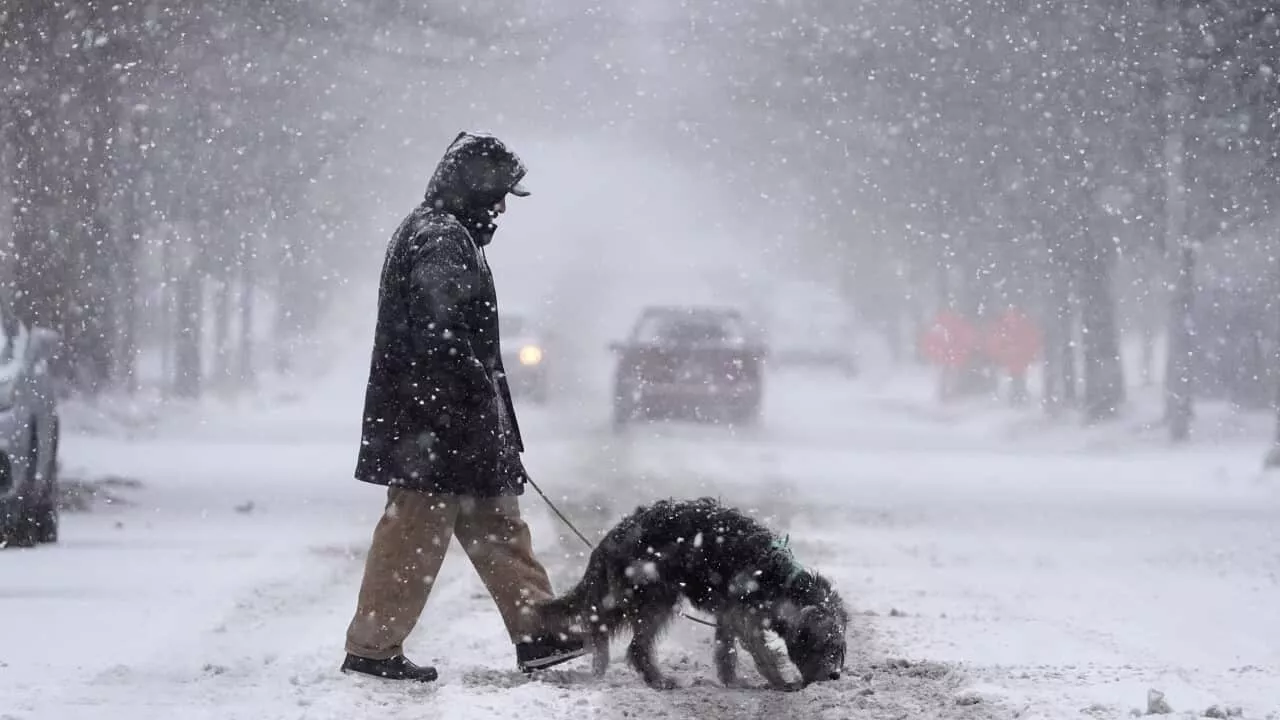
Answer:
xmin=786 ymin=604 xmax=847 ymax=684
xmin=779 ymin=575 xmax=848 ymax=685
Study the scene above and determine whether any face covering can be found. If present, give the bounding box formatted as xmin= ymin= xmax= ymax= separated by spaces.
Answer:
xmin=461 ymin=193 xmax=505 ymax=247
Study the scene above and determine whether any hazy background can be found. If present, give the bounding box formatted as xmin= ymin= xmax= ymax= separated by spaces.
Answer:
xmin=3 ymin=0 xmax=1279 ymax=443
xmin=5 ymin=6 xmax=1280 ymax=716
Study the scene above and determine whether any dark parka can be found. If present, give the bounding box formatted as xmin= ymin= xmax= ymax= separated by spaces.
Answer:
xmin=355 ymin=132 xmax=530 ymax=496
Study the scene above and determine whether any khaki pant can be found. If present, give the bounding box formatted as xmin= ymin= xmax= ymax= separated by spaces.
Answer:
xmin=345 ymin=487 xmax=554 ymax=660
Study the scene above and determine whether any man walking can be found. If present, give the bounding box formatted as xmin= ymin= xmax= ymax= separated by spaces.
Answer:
xmin=342 ymin=132 xmax=587 ymax=682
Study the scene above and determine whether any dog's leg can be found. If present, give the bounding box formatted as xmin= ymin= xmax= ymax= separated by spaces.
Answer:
xmin=741 ymin=620 xmax=804 ymax=692
xmin=626 ymin=604 xmax=677 ymax=690
xmin=714 ymin=614 xmax=741 ymax=687
xmin=591 ymin=629 xmax=610 ymax=677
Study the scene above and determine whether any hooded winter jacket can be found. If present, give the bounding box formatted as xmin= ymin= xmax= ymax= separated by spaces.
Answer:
xmin=354 ymin=132 xmax=530 ymax=496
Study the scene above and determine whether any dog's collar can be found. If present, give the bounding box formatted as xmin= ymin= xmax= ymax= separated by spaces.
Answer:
xmin=770 ymin=535 xmax=807 ymax=587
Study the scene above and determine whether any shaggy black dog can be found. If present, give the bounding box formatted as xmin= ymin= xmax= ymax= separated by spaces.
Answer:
xmin=536 ymin=497 xmax=848 ymax=690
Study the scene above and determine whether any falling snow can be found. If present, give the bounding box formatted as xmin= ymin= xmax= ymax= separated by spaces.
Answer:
xmin=2 ymin=2 xmax=1279 ymax=719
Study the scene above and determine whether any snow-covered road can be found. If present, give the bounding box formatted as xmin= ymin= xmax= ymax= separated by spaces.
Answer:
xmin=2 ymin=366 xmax=1277 ymax=720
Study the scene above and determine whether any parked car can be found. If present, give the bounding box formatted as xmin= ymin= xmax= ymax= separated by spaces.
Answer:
xmin=769 ymin=315 xmax=860 ymax=377
xmin=0 ymin=302 xmax=62 ymax=548
xmin=768 ymin=284 xmax=860 ymax=377
xmin=500 ymin=311 xmax=552 ymax=405
xmin=609 ymin=305 xmax=767 ymax=430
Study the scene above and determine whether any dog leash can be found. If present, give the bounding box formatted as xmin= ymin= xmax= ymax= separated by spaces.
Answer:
xmin=526 ymin=475 xmax=596 ymax=549
xmin=526 ymin=476 xmax=719 ymax=629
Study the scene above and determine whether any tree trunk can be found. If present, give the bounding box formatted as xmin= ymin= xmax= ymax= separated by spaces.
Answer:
xmin=1165 ymin=245 xmax=1195 ymax=442
xmin=60 ymin=12 xmax=118 ymax=394
xmin=213 ymin=279 xmax=232 ymax=392
xmin=1062 ymin=291 xmax=1079 ymax=407
xmin=1266 ymin=361 xmax=1280 ymax=469
xmin=1266 ymin=382 xmax=1280 ymax=468
xmin=952 ymin=246 xmax=996 ymax=398
xmin=906 ymin=274 xmax=925 ymax=365
xmin=173 ymin=271 xmax=203 ymax=399
xmin=1140 ymin=316 xmax=1157 ymax=387
xmin=1042 ymin=252 xmax=1074 ymax=415
xmin=110 ymin=94 xmax=144 ymax=394
xmin=76 ymin=223 xmax=114 ymax=393
xmin=1078 ymin=235 xmax=1126 ymax=422
xmin=274 ymin=238 xmax=311 ymax=375
xmin=10 ymin=94 xmax=64 ymax=338
xmin=1266 ymin=249 xmax=1280 ymax=468
xmin=0 ymin=118 xmax=10 ymax=281
xmin=1139 ymin=250 xmax=1161 ymax=388
xmin=8 ymin=7 xmax=63 ymax=346
xmin=1227 ymin=320 xmax=1266 ymax=411
xmin=1160 ymin=0 xmax=1194 ymax=442
xmin=1161 ymin=118 xmax=1193 ymax=441
xmin=238 ymin=236 xmax=256 ymax=386
xmin=274 ymin=241 xmax=294 ymax=375
xmin=1009 ymin=371 xmax=1029 ymax=406
xmin=117 ymin=183 xmax=141 ymax=394
xmin=159 ymin=238 xmax=173 ymax=395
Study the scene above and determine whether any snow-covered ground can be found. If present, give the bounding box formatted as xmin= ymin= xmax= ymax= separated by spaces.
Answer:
xmin=2 ymin=359 xmax=1278 ymax=720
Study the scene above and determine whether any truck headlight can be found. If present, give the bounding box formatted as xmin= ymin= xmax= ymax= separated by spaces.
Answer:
xmin=518 ymin=345 xmax=543 ymax=366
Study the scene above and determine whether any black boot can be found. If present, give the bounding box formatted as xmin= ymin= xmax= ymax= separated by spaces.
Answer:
xmin=341 ymin=653 xmax=438 ymax=682
xmin=516 ymin=635 xmax=589 ymax=673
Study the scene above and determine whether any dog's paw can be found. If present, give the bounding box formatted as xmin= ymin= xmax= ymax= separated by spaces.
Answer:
xmin=591 ymin=655 xmax=610 ymax=678
xmin=778 ymin=679 xmax=806 ymax=692
xmin=645 ymin=675 xmax=680 ymax=691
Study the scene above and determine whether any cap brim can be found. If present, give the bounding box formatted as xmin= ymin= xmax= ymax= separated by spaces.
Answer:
xmin=508 ymin=181 xmax=531 ymax=197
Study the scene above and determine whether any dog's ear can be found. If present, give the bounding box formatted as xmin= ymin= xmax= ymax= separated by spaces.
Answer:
xmin=775 ymin=602 xmax=818 ymax=643
xmin=797 ymin=605 xmax=821 ymax=634
xmin=797 ymin=605 xmax=839 ymax=643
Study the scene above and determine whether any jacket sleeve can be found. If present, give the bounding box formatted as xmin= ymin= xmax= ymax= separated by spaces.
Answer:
xmin=407 ymin=228 xmax=493 ymax=399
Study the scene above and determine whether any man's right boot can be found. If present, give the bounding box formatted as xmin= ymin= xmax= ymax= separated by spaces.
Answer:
xmin=516 ymin=635 xmax=589 ymax=673
xmin=341 ymin=653 xmax=438 ymax=682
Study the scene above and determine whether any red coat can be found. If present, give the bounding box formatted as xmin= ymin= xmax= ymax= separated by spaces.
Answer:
xmin=984 ymin=308 xmax=1041 ymax=373
xmin=921 ymin=311 xmax=978 ymax=368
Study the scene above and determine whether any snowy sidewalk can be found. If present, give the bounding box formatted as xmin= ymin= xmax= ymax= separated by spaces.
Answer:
xmin=3 ymin=370 xmax=1278 ymax=719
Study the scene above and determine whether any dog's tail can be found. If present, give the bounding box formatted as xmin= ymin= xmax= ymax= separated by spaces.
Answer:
xmin=539 ymin=547 xmax=610 ymax=633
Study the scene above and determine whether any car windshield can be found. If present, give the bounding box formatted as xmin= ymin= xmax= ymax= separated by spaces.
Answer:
xmin=633 ymin=311 xmax=745 ymax=345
